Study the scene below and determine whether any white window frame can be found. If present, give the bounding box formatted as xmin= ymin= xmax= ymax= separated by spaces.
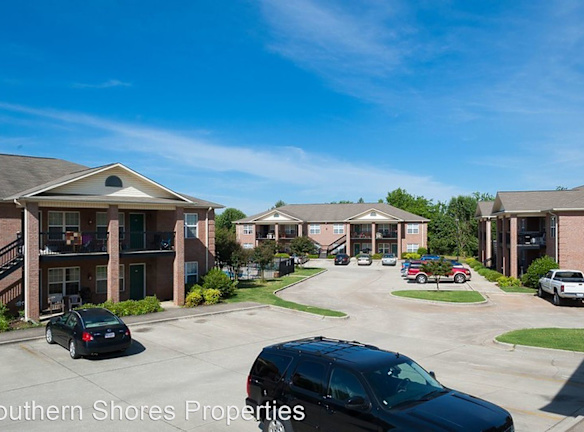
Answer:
xmin=407 ymin=243 xmax=420 ymax=253
xmin=95 ymin=265 xmax=125 ymax=294
xmin=407 ymin=223 xmax=420 ymax=234
xmin=96 ymin=212 xmax=125 ymax=240
xmin=333 ymin=224 xmax=344 ymax=234
xmin=309 ymin=224 xmax=321 ymax=235
xmin=48 ymin=211 xmax=80 ymax=240
xmin=243 ymin=224 xmax=254 ymax=235
xmin=48 ymin=267 xmax=80 ymax=296
xmin=185 ymin=213 xmax=198 ymax=239
xmin=550 ymin=216 xmax=556 ymax=238
xmin=185 ymin=261 xmax=199 ymax=285
xmin=378 ymin=243 xmax=391 ymax=254
xmin=284 ymin=225 xmax=296 ymax=235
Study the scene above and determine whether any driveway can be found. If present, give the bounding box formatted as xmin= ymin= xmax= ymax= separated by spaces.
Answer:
xmin=0 ymin=261 xmax=583 ymax=431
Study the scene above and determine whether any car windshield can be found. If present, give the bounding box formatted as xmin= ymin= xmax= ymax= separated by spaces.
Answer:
xmin=84 ymin=313 xmax=122 ymax=328
xmin=363 ymin=359 xmax=444 ymax=410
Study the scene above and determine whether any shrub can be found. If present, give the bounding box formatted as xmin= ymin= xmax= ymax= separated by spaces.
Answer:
xmin=372 ymin=253 xmax=382 ymax=260
xmin=274 ymin=253 xmax=290 ymax=258
xmin=480 ymin=269 xmax=505 ymax=282
xmin=185 ymin=285 xmax=205 ymax=307
xmin=416 ymin=247 xmax=428 ymax=255
xmin=79 ymin=296 xmax=163 ymax=316
xmin=202 ymin=268 xmax=236 ymax=298
xmin=0 ymin=302 xmax=9 ymax=332
xmin=497 ymin=276 xmax=522 ymax=287
xmin=203 ymin=288 xmax=222 ymax=305
xmin=326 ymin=255 xmax=336 ymax=259
xmin=402 ymin=253 xmax=421 ymax=260
xmin=522 ymin=256 xmax=559 ymax=288
xmin=308 ymin=254 xmax=319 ymax=259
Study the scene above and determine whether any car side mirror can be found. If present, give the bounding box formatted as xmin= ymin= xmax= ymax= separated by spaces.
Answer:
xmin=345 ymin=396 xmax=370 ymax=411
xmin=429 ymin=371 xmax=437 ymax=380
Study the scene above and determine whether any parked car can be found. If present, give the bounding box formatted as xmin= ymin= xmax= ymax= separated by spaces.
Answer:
xmin=381 ymin=253 xmax=398 ymax=266
xmin=357 ymin=254 xmax=373 ymax=266
xmin=421 ymin=254 xmax=441 ymax=261
xmin=407 ymin=263 xmax=471 ymax=284
xmin=538 ymin=269 xmax=584 ymax=306
xmin=291 ymin=254 xmax=309 ymax=265
xmin=246 ymin=337 xmax=514 ymax=432
xmin=401 ymin=260 xmax=422 ymax=277
xmin=334 ymin=253 xmax=350 ymax=265
xmin=45 ymin=308 xmax=132 ymax=359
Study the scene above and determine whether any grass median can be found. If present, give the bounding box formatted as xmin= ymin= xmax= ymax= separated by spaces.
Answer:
xmin=499 ymin=286 xmax=536 ymax=294
xmin=496 ymin=328 xmax=584 ymax=352
xmin=392 ymin=290 xmax=485 ymax=303
xmin=226 ymin=267 xmax=346 ymax=317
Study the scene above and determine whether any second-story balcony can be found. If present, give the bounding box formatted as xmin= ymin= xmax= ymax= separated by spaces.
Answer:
xmin=351 ymin=231 xmax=372 ymax=239
xmin=375 ymin=231 xmax=397 ymax=239
xmin=518 ymin=232 xmax=546 ymax=247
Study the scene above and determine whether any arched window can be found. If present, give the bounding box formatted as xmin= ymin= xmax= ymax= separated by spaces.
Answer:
xmin=105 ymin=175 xmax=123 ymax=188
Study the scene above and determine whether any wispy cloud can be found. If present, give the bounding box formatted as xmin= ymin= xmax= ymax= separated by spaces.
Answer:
xmin=72 ymin=79 xmax=132 ymax=89
xmin=0 ymin=102 xmax=463 ymax=211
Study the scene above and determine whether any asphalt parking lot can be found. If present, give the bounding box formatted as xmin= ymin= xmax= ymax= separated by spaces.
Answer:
xmin=1 ymin=260 xmax=583 ymax=431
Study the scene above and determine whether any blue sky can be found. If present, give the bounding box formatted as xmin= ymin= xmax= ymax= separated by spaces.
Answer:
xmin=1 ymin=1 xmax=583 ymax=215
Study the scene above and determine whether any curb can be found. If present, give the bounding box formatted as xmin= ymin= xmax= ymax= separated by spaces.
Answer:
xmin=273 ymin=269 xmax=327 ymax=294
xmin=492 ymin=337 xmax=584 ymax=355
xmin=0 ymin=304 xmax=270 ymax=346
xmin=389 ymin=291 xmax=490 ymax=307
xmin=546 ymin=408 xmax=584 ymax=432
xmin=268 ymin=305 xmax=350 ymax=320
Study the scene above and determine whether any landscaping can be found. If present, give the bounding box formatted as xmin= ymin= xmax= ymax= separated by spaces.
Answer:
xmin=496 ymin=328 xmax=584 ymax=352
xmin=0 ymin=303 xmax=41 ymax=333
xmin=77 ymin=296 xmax=163 ymax=316
xmin=225 ymin=267 xmax=346 ymax=317
xmin=465 ymin=257 xmax=535 ymax=293
xmin=392 ymin=290 xmax=485 ymax=303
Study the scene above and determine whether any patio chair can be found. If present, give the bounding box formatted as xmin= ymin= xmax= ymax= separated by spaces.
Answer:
xmin=48 ymin=294 xmax=64 ymax=314
xmin=67 ymin=294 xmax=83 ymax=311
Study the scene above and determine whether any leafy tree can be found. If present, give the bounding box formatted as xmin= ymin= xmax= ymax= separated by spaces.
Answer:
xmin=357 ymin=197 xmax=365 ymax=203
xmin=216 ymin=208 xmax=246 ymax=232
xmin=252 ymin=240 xmax=277 ymax=281
xmin=272 ymin=200 xmax=287 ymax=209
xmin=522 ymin=256 xmax=559 ymax=288
xmin=421 ymin=259 xmax=453 ymax=290
xmin=215 ymin=227 xmax=239 ymax=268
xmin=447 ymin=195 xmax=479 ymax=258
xmin=202 ymin=268 xmax=236 ymax=298
xmin=556 ymin=186 xmax=568 ymax=191
xmin=385 ymin=188 xmax=438 ymax=220
xmin=290 ymin=236 xmax=317 ymax=258
xmin=231 ymin=247 xmax=252 ymax=280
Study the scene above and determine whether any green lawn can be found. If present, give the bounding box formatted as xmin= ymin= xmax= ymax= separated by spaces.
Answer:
xmin=226 ymin=268 xmax=346 ymax=317
xmin=392 ymin=290 xmax=485 ymax=303
xmin=496 ymin=328 xmax=584 ymax=352
xmin=499 ymin=285 xmax=536 ymax=294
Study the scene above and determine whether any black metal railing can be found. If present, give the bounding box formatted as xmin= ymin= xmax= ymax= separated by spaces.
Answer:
xmin=120 ymin=231 xmax=175 ymax=252
xmin=40 ymin=231 xmax=108 ymax=254
xmin=0 ymin=235 xmax=24 ymax=270
xmin=375 ymin=231 xmax=398 ymax=239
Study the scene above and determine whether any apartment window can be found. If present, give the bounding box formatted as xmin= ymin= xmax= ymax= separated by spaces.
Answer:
xmin=378 ymin=243 xmax=391 ymax=254
xmin=309 ymin=224 xmax=321 ymax=235
xmin=105 ymin=175 xmax=123 ymax=188
xmin=243 ymin=243 xmax=253 ymax=249
xmin=243 ymin=224 xmax=253 ymax=235
xmin=185 ymin=262 xmax=199 ymax=285
xmin=96 ymin=212 xmax=125 ymax=240
xmin=95 ymin=265 xmax=125 ymax=294
xmin=285 ymin=225 xmax=296 ymax=235
xmin=48 ymin=267 xmax=80 ymax=296
xmin=48 ymin=211 xmax=80 ymax=240
xmin=407 ymin=223 xmax=419 ymax=234
xmin=550 ymin=216 xmax=556 ymax=238
xmin=185 ymin=213 xmax=198 ymax=238
xmin=333 ymin=224 xmax=344 ymax=234
xmin=407 ymin=243 xmax=419 ymax=253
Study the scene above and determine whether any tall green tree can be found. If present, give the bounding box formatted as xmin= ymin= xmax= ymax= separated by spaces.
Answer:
xmin=385 ymin=188 xmax=438 ymax=220
xmin=447 ymin=195 xmax=479 ymax=257
xmin=216 ymin=208 xmax=246 ymax=232
xmin=252 ymin=240 xmax=277 ymax=281
xmin=290 ymin=236 xmax=317 ymax=257
xmin=272 ymin=200 xmax=287 ymax=209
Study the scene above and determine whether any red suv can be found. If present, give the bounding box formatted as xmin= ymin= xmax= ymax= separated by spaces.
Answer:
xmin=407 ymin=263 xmax=471 ymax=284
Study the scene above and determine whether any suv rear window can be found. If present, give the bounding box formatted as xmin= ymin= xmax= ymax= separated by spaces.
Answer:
xmin=291 ymin=360 xmax=326 ymax=394
xmin=252 ymin=352 xmax=293 ymax=382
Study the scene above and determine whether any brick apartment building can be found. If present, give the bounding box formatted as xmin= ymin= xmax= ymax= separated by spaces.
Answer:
xmin=235 ymin=203 xmax=428 ymax=257
xmin=476 ymin=186 xmax=584 ymax=277
xmin=0 ymin=154 xmax=222 ymax=321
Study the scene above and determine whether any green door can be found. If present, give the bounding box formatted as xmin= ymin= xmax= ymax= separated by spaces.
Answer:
xmin=129 ymin=213 xmax=145 ymax=250
xmin=354 ymin=244 xmax=360 ymax=256
xmin=391 ymin=243 xmax=398 ymax=254
xmin=129 ymin=264 xmax=145 ymax=300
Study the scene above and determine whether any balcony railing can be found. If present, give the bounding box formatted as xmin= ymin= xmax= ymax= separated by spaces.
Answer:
xmin=375 ymin=231 xmax=397 ymax=239
xmin=351 ymin=232 xmax=372 ymax=239
xmin=518 ymin=232 xmax=546 ymax=246
xmin=120 ymin=231 xmax=175 ymax=252
xmin=40 ymin=231 xmax=108 ymax=255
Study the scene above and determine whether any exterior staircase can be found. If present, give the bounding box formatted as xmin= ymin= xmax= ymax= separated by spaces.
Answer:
xmin=0 ymin=236 xmax=24 ymax=281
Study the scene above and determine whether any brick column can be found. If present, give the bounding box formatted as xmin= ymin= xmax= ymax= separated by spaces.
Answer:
xmin=510 ymin=216 xmax=518 ymax=278
xmin=485 ymin=219 xmax=492 ymax=265
xmin=275 ymin=223 xmax=279 ymax=242
xmin=346 ymin=223 xmax=351 ymax=256
xmin=173 ymin=207 xmax=185 ymax=306
xmin=207 ymin=209 xmax=215 ymax=271
xmin=24 ymin=202 xmax=40 ymax=322
xmin=371 ymin=222 xmax=376 ymax=255
xmin=496 ymin=218 xmax=503 ymax=273
xmin=107 ymin=205 xmax=120 ymax=303
xmin=397 ymin=222 xmax=403 ymax=257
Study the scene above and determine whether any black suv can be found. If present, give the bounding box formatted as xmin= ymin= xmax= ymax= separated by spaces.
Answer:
xmin=246 ymin=337 xmax=513 ymax=432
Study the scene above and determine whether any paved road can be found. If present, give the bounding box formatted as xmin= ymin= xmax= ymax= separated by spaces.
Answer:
xmin=0 ymin=260 xmax=583 ymax=431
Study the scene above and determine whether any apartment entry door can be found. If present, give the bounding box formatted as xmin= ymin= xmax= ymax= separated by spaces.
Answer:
xmin=129 ymin=264 xmax=145 ymax=300
xmin=129 ymin=213 xmax=145 ymax=250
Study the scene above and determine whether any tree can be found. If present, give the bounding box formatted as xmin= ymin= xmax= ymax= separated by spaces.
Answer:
xmin=231 ymin=247 xmax=252 ymax=281
xmin=556 ymin=186 xmax=568 ymax=191
xmin=290 ymin=236 xmax=317 ymax=257
xmin=521 ymin=256 xmax=559 ymax=288
xmin=447 ymin=195 xmax=479 ymax=258
xmin=215 ymin=227 xmax=239 ymax=268
xmin=216 ymin=208 xmax=246 ymax=232
xmin=252 ymin=240 xmax=277 ymax=281
xmin=385 ymin=188 xmax=438 ymax=220
xmin=421 ymin=259 xmax=453 ymax=290
xmin=357 ymin=197 xmax=365 ymax=203
xmin=272 ymin=200 xmax=287 ymax=209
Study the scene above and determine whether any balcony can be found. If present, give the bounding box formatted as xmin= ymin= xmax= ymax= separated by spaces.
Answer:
xmin=518 ymin=232 xmax=546 ymax=248
xmin=375 ymin=231 xmax=397 ymax=239
xmin=120 ymin=231 xmax=175 ymax=253
xmin=351 ymin=231 xmax=372 ymax=239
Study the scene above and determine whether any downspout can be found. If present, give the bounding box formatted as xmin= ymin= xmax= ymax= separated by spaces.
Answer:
xmin=549 ymin=211 xmax=558 ymax=263
xmin=206 ymin=207 xmax=211 ymax=272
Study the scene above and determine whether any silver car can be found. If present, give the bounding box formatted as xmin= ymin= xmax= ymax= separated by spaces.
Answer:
xmin=381 ymin=253 xmax=397 ymax=266
xmin=357 ymin=254 xmax=373 ymax=266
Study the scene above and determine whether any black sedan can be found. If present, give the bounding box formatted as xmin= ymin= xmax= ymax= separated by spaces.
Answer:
xmin=45 ymin=308 xmax=132 ymax=359
xmin=334 ymin=253 xmax=350 ymax=265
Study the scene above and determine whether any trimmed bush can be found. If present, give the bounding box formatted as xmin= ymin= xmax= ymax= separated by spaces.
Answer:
xmin=308 ymin=254 xmax=319 ymax=259
xmin=372 ymin=253 xmax=382 ymax=260
xmin=274 ymin=253 xmax=290 ymax=258
xmin=416 ymin=247 xmax=428 ymax=255
xmin=203 ymin=288 xmax=221 ymax=305
xmin=185 ymin=286 xmax=205 ymax=307
xmin=522 ymin=256 xmax=559 ymax=288
xmin=497 ymin=276 xmax=522 ymax=287
xmin=326 ymin=255 xmax=336 ymax=259
xmin=402 ymin=253 xmax=421 ymax=260
xmin=80 ymin=296 xmax=163 ymax=316
xmin=0 ymin=302 xmax=9 ymax=332
xmin=202 ymin=268 xmax=236 ymax=298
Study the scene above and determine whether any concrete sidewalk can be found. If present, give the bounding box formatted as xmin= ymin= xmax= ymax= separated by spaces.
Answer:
xmin=0 ymin=301 xmax=267 ymax=345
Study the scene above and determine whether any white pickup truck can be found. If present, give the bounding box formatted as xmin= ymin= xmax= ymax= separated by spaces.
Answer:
xmin=538 ymin=269 xmax=584 ymax=306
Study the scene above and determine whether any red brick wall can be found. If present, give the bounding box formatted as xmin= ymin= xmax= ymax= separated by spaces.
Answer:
xmin=558 ymin=211 xmax=584 ymax=271
xmin=0 ymin=203 xmax=22 ymax=246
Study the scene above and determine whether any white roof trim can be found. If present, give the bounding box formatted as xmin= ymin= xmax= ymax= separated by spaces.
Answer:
xmin=344 ymin=208 xmax=404 ymax=222
xmin=22 ymin=163 xmax=193 ymax=204
xmin=250 ymin=209 xmax=302 ymax=223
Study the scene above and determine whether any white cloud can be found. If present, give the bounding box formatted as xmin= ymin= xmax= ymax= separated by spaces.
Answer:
xmin=72 ymin=79 xmax=132 ymax=89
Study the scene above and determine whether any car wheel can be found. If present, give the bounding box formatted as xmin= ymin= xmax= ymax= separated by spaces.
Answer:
xmin=416 ymin=274 xmax=428 ymax=284
xmin=45 ymin=327 xmax=55 ymax=344
xmin=553 ymin=291 xmax=563 ymax=307
xmin=263 ymin=415 xmax=294 ymax=432
xmin=454 ymin=273 xmax=466 ymax=284
xmin=537 ymin=285 xmax=544 ymax=298
xmin=69 ymin=339 xmax=80 ymax=359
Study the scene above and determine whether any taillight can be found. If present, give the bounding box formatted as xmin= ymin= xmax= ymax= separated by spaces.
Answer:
xmin=125 ymin=328 xmax=131 ymax=337
xmin=246 ymin=375 xmax=252 ymax=397
xmin=561 ymin=285 xmax=565 ymax=293
xmin=82 ymin=332 xmax=93 ymax=342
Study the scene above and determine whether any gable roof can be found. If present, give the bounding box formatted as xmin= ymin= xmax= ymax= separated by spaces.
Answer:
xmin=475 ymin=201 xmax=495 ymax=218
xmin=491 ymin=188 xmax=584 ymax=214
xmin=236 ymin=203 xmax=429 ymax=223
